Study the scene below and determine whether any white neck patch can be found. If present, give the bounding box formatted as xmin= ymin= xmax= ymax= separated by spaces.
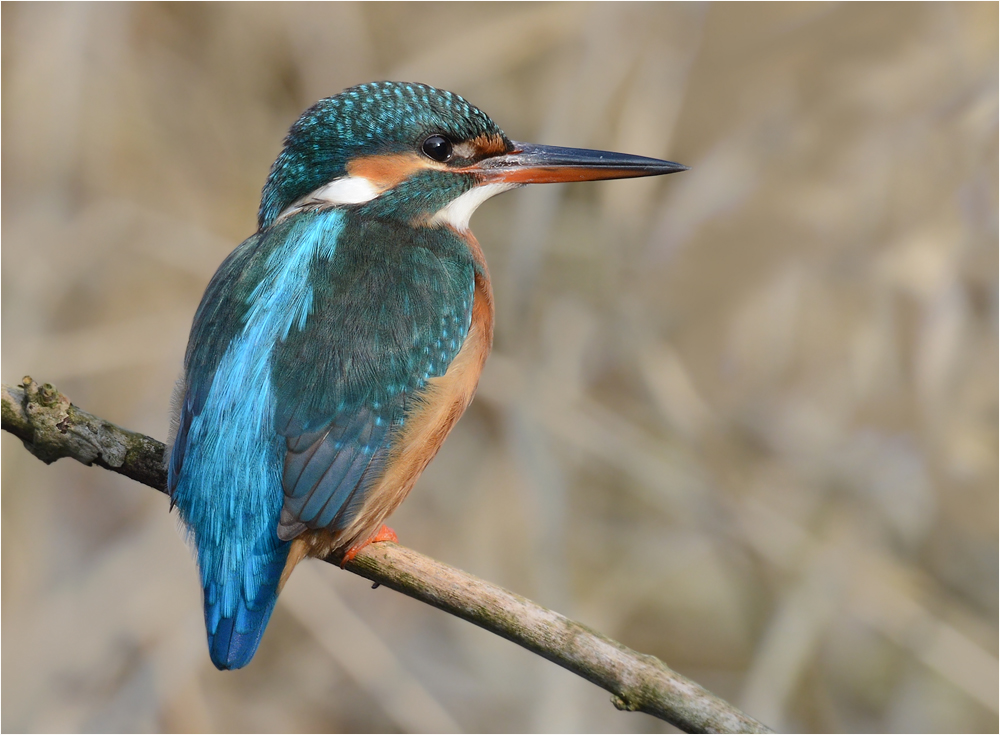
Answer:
xmin=428 ymin=182 xmax=518 ymax=231
xmin=276 ymin=175 xmax=380 ymax=222
xmin=310 ymin=176 xmax=381 ymax=205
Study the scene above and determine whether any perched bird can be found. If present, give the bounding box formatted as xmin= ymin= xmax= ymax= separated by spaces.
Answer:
xmin=168 ymin=81 xmax=686 ymax=670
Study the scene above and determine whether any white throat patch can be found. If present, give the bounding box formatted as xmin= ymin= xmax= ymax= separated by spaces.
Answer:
xmin=428 ymin=182 xmax=518 ymax=231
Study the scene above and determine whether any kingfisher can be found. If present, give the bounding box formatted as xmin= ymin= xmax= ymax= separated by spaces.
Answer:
xmin=167 ymin=81 xmax=686 ymax=670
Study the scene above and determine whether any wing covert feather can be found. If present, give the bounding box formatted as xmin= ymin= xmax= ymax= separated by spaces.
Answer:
xmin=274 ymin=216 xmax=476 ymax=541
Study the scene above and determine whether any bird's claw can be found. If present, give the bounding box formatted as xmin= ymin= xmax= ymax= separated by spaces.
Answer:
xmin=340 ymin=524 xmax=398 ymax=567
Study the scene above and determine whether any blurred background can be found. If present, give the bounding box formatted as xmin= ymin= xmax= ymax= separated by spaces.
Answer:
xmin=2 ymin=3 xmax=997 ymax=732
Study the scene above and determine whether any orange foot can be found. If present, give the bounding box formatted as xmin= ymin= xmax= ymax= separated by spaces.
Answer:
xmin=340 ymin=524 xmax=399 ymax=567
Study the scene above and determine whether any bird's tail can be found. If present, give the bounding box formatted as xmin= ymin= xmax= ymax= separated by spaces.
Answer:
xmin=203 ymin=545 xmax=289 ymax=670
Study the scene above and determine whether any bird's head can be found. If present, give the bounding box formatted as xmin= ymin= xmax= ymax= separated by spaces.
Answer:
xmin=258 ymin=81 xmax=686 ymax=230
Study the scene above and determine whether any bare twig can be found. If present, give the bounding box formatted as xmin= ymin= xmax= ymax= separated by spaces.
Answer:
xmin=2 ymin=377 xmax=772 ymax=734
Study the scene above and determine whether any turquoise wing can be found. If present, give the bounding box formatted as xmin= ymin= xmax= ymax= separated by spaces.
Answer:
xmin=272 ymin=214 xmax=476 ymax=540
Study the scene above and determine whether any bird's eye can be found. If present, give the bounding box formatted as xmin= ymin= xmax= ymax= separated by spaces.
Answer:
xmin=421 ymin=135 xmax=453 ymax=162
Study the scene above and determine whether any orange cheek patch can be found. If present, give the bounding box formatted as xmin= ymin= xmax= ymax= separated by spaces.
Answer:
xmin=346 ymin=152 xmax=439 ymax=191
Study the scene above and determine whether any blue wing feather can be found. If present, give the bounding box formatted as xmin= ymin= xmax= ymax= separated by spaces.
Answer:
xmin=281 ymin=412 xmax=394 ymax=532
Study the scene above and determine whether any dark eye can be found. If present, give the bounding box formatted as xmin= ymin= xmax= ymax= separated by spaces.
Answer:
xmin=421 ymin=134 xmax=453 ymax=162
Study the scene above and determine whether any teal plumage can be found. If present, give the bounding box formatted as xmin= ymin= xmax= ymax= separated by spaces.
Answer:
xmin=170 ymin=207 xmax=478 ymax=669
xmin=168 ymin=81 xmax=685 ymax=670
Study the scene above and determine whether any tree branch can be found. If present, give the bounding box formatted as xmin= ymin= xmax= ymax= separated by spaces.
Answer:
xmin=2 ymin=376 xmax=772 ymax=734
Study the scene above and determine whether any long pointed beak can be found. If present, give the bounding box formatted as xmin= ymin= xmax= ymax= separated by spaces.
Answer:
xmin=472 ymin=141 xmax=688 ymax=184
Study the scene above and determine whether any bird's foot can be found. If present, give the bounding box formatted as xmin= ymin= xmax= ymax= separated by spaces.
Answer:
xmin=340 ymin=524 xmax=398 ymax=567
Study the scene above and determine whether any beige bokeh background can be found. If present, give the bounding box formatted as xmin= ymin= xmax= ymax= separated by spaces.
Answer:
xmin=3 ymin=3 xmax=997 ymax=732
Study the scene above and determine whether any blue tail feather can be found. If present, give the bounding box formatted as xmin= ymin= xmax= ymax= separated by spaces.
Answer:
xmin=204 ymin=547 xmax=288 ymax=670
